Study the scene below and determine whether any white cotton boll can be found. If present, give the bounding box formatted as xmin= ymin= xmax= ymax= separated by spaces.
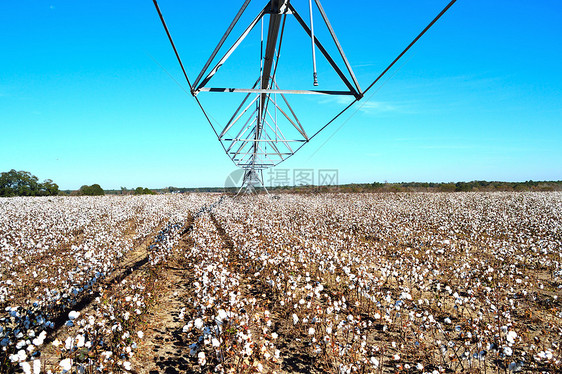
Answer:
xmin=444 ymin=317 xmax=452 ymax=324
xmin=123 ymin=361 xmax=132 ymax=371
xmin=137 ymin=331 xmax=144 ymax=339
xmin=123 ymin=311 xmax=130 ymax=321
xmin=17 ymin=350 xmax=27 ymax=362
xmin=68 ymin=311 xmax=80 ymax=320
xmin=16 ymin=340 xmax=26 ymax=350
xmin=32 ymin=331 xmax=46 ymax=346
xmin=393 ymin=354 xmax=400 ymax=360
xmin=370 ymin=357 xmax=379 ymax=368
xmin=536 ymin=350 xmax=553 ymax=361
xmin=217 ymin=309 xmax=228 ymax=322
xmin=52 ymin=339 xmax=61 ymax=347
xmin=506 ymin=331 xmax=517 ymax=344
xmin=194 ymin=318 xmax=204 ymax=330
xmin=59 ymin=358 xmax=72 ymax=372
xmin=416 ymin=363 xmax=424 ymax=370
xmin=33 ymin=359 xmax=41 ymax=374
xmin=308 ymin=327 xmax=315 ymax=335
xmin=101 ymin=351 xmax=113 ymax=360
xmin=76 ymin=334 xmax=85 ymax=348
xmin=271 ymin=332 xmax=278 ymax=339
xmin=292 ymin=314 xmax=299 ymax=325
xmin=212 ymin=338 xmax=220 ymax=347
xmin=326 ymin=326 xmax=332 ymax=334
xmin=20 ymin=362 xmax=32 ymax=374
xmin=198 ymin=352 xmax=206 ymax=366
xmin=65 ymin=337 xmax=74 ymax=350
xmin=504 ymin=346 xmax=513 ymax=356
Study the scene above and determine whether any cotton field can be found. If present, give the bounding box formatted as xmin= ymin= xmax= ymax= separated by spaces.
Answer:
xmin=1 ymin=193 xmax=561 ymax=373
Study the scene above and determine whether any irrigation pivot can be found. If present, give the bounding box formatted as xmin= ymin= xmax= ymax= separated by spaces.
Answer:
xmin=153 ymin=0 xmax=458 ymax=193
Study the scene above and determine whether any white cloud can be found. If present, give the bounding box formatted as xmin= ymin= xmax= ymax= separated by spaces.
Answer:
xmin=320 ymin=95 xmax=403 ymax=115
xmin=356 ymin=100 xmax=399 ymax=114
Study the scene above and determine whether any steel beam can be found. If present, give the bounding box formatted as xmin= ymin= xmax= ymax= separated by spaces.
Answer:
xmin=288 ymin=3 xmax=362 ymax=100
xmin=199 ymin=87 xmax=355 ymax=95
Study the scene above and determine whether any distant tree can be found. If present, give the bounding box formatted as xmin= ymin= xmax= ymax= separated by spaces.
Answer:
xmin=0 ymin=169 xmax=59 ymax=197
xmin=440 ymin=183 xmax=456 ymax=192
xmin=79 ymin=184 xmax=105 ymax=196
xmin=40 ymin=179 xmax=60 ymax=196
xmin=120 ymin=186 xmax=128 ymax=195
xmin=134 ymin=187 xmax=155 ymax=195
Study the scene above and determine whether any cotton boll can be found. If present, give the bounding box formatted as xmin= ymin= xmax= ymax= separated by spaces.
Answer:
xmin=17 ymin=350 xmax=27 ymax=362
xmin=65 ymin=337 xmax=74 ymax=350
xmin=33 ymin=360 xmax=41 ymax=374
xmin=59 ymin=358 xmax=72 ymax=372
xmin=76 ymin=334 xmax=85 ymax=348
xmin=506 ymin=330 xmax=517 ymax=344
xmin=198 ymin=352 xmax=206 ymax=366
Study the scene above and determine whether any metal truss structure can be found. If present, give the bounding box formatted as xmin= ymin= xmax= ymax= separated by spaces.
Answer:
xmin=153 ymin=0 xmax=458 ymax=193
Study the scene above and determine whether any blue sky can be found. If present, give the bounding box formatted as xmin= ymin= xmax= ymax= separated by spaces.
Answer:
xmin=1 ymin=1 xmax=560 ymax=189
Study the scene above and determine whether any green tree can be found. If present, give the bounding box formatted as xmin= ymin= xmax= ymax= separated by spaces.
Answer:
xmin=0 ymin=169 xmax=59 ymax=197
xmin=134 ymin=187 xmax=155 ymax=195
xmin=40 ymin=179 xmax=60 ymax=196
xmin=79 ymin=184 xmax=105 ymax=196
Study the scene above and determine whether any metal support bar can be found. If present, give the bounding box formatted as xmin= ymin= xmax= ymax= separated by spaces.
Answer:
xmin=219 ymin=95 xmax=260 ymax=139
xmin=263 ymin=117 xmax=293 ymax=153
xmin=274 ymin=80 xmax=308 ymax=139
xmin=224 ymin=139 xmax=306 ymax=142
xmin=266 ymin=96 xmax=307 ymax=141
xmin=192 ymin=0 xmax=253 ymax=90
xmin=254 ymin=0 xmax=289 ymax=173
xmin=313 ymin=0 xmax=362 ymax=94
xmin=288 ymin=3 xmax=362 ymax=100
xmin=195 ymin=6 xmax=267 ymax=93
xmin=153 ymin=0 xmax=193 ymax=90
xmin=309 ymin=0 xmax=319 ymax=86
xmin=199 ymin=87 xmax=355 ymax=95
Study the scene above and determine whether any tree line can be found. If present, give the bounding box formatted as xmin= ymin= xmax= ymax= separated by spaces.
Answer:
xmin=0 ymin=169 xmax=59 ymax=197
